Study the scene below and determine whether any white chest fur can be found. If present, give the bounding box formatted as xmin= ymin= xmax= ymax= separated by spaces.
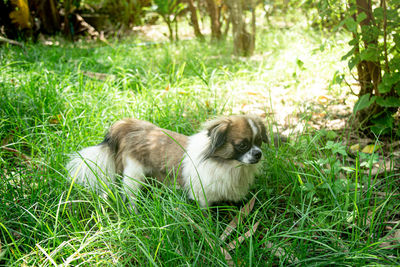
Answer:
xmin=182 ymin=131 xmax=259 ymax=207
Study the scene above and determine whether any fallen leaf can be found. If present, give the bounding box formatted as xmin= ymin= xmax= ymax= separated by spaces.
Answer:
xmin=394 ymin=230 xmax=400 ymax=244
xmin=312 ymin=113 xmax=326 ymax=119
xmin=386 ymin=221 xmax=400 ymax=225
xmin=361 ymin=144 xmax=380 ymax=154
xmin=220 ymin=247 xmax=234 ymax=267
xmin=227 ymin=221 xmax=260 ymax=251
xmin=82 ymin=71 xmax=115 ymax=81
xmin=182 ymin=211 xmax=234 ymax=266
xmin=220 ymin=196 xmax=256 ymax=241
xmin=246 ymin=91 xmax=260 ymax=96
xmin=378 ymin=241 xmax=392 ymax=249
xmin=350 ymin=144 xmax=360 ymax=153
xmin=1 ymin=128 xmax=17 ymax=146
xmin=264 ymin=241 xmax=299 ymax=264
xmin=49 ymin=114 xmax=62 ymax=124
xmin=317 ymin=95 xmax=329 ymax=104
xmin=1 ymin=147 xmax=32 ymax=166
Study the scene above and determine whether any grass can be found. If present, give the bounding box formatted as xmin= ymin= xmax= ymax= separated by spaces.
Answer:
xmin=1 ymin=20 xmax=399 ymax=266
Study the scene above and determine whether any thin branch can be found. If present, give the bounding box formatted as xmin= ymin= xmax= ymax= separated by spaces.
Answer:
xmin=343 ymin=76 xmax=358 ymax=96
xmin=0 ymin=36 xmax=24 ymax=47
xmin=382 ymin=0 xmax=390 ymax=74
xmin=1 ymin=146 xmax=32 ymax=166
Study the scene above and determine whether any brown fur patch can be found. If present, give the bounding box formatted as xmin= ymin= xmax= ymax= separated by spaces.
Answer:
xmin=204 ymin=115 xmax=264 ymax=160
xmin=103 ymin=115 xmax=266 ymax=184
xmin=104 ymin=119 xmax=187 ymax=184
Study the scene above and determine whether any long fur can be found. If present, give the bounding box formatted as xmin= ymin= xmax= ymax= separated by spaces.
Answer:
xmin=67 ymin=116 xmax=265 ymax=208
xmin=182 ymin=131 xmax=259 ymax=207
xmin=67 ymin=145 xmax=116 ymax=195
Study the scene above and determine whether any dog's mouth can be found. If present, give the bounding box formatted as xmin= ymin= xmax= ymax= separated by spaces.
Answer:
xmin=238 ymin=158 xmax=261 ymax=165
xmin=208 ymin=155 xmax=262 ymax=165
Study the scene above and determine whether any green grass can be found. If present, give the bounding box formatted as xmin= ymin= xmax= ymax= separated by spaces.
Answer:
xmin=1 ymin=22 xmax=399 ymax=266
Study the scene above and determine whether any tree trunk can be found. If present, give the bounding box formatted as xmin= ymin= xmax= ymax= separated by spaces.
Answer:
xmin=352 ymin=0 xmax=382 ymax=127
xmin=63 ymin=0 xmax=74 ymax=40
xmin=205 ymin=0 xmax=222 ymax=40
xmin=164 ymin=16 xmax=174 ymax=42
xmin=356 ymin=0 xmax=381 ymax=95
xmin=187 ymin=0 xmax=205 ymax=41
xmin=226 ymin=0 xmax=256 ymax=56
xmin=30 ymin=0 xmax=61 ymax=34
xmin=250 ymin=1 xmax=256 ymax=53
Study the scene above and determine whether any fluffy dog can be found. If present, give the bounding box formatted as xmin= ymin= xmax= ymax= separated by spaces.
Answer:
xmin=67 ymin=115 xmax=267 ymax=208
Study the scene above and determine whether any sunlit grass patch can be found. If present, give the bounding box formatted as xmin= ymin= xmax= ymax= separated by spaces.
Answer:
xmin=1 ymin=22 xmax=399 ymax=266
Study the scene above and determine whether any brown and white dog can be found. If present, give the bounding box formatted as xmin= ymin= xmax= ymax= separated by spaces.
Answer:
xmin=67 ymin=115 xmax=268 ymax=209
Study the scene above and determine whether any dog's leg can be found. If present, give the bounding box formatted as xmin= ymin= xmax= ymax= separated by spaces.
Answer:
xmin=122 ymin=156 xmax=147 ymax=213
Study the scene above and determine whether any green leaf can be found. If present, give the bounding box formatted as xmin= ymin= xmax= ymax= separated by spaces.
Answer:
xmin=394 ymin=34 xmax=400 ymax=48
xmin=387 ymin=9 xmax=400 ymax=21
xmin=296 ymin=59 xmax=305 ymax=69
xmin=348 ymin=38 xmax=359 ymax=46
xmin=360 ymin=47 xmax=378 ymax=61
xmin=357 ymin=12 xmax=367 ymax=23
xmin=341 ymin=47 xmax=356 ymax=61
xmin=373 ymin=7 xmax=384 ymax=20
xmin=348 ymin=55 xmax=360 ymax=71
xmin=353 ymin=93 xmax=376 ymax=114
xmin=361 ymin=25 xmax=380 ymax=43
xmin=326 ymin=130 xmax=338 ymax=140
xmin=396 ymin=82 xmax=400 ymax=95
xmin=344 ymin=17 xmax=358 ymax=33
xmin=376 ymin=96 xmax=400 ymax=107
xmin=371 ymin=112 xmax=394 ymax=134
xmin=378 ymin=83 xmax=391 ymax=94
xmin=332 ymin=71 xmax=344 ymax=85
xmin=379 ymin=72 xmax=400 ymax=94
xmin=324 ymin=141 xmax=347 ymax=156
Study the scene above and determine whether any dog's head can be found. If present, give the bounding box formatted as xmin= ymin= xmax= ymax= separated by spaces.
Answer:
xmin=203 ymin=115 xmax=268 ymax=164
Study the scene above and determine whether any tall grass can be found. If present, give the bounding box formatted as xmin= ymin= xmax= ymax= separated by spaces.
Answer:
xmin=1 ymin=23 xmax=399 ymax=266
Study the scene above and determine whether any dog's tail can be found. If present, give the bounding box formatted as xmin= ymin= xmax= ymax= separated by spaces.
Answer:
xmin=66 ymin=144 xmax=116 ymax=194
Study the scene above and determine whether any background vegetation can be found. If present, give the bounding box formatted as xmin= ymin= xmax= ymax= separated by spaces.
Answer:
xmin=1 ymin=0 xmax=399 ymax=266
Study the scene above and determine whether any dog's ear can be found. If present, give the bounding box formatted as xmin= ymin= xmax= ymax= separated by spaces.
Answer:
xmin=253 ymin=116 xmax=269 ymax=144
xmin=204 ymin=118 xmax=230 ymax=158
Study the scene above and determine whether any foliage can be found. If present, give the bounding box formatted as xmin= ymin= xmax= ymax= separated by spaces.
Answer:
xmin=8 ymin=0 xmax=31 ymax=29
xmin=99 ymin=0 xmax=148 ymax=27
xmin=341 ymin=0 xmax=400 ymax=135
xmin=302 ymin=0 xmax=348 ymax=28
xmin=150 ymin=0 xmax=186 ymax=41
xmin=262 ymin=0 xmax=347 ymax=28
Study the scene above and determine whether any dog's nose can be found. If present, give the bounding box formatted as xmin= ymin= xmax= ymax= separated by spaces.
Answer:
xmin=252 ymin=150 xmax=262 ymax=160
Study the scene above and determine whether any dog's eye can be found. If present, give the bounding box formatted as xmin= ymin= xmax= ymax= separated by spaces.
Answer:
xmin=236 ymin=140 xmax=250 ymax=151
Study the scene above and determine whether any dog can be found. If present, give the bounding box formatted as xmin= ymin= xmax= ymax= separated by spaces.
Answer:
xmin=67 ymin=115 xmax=268 ymax=209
